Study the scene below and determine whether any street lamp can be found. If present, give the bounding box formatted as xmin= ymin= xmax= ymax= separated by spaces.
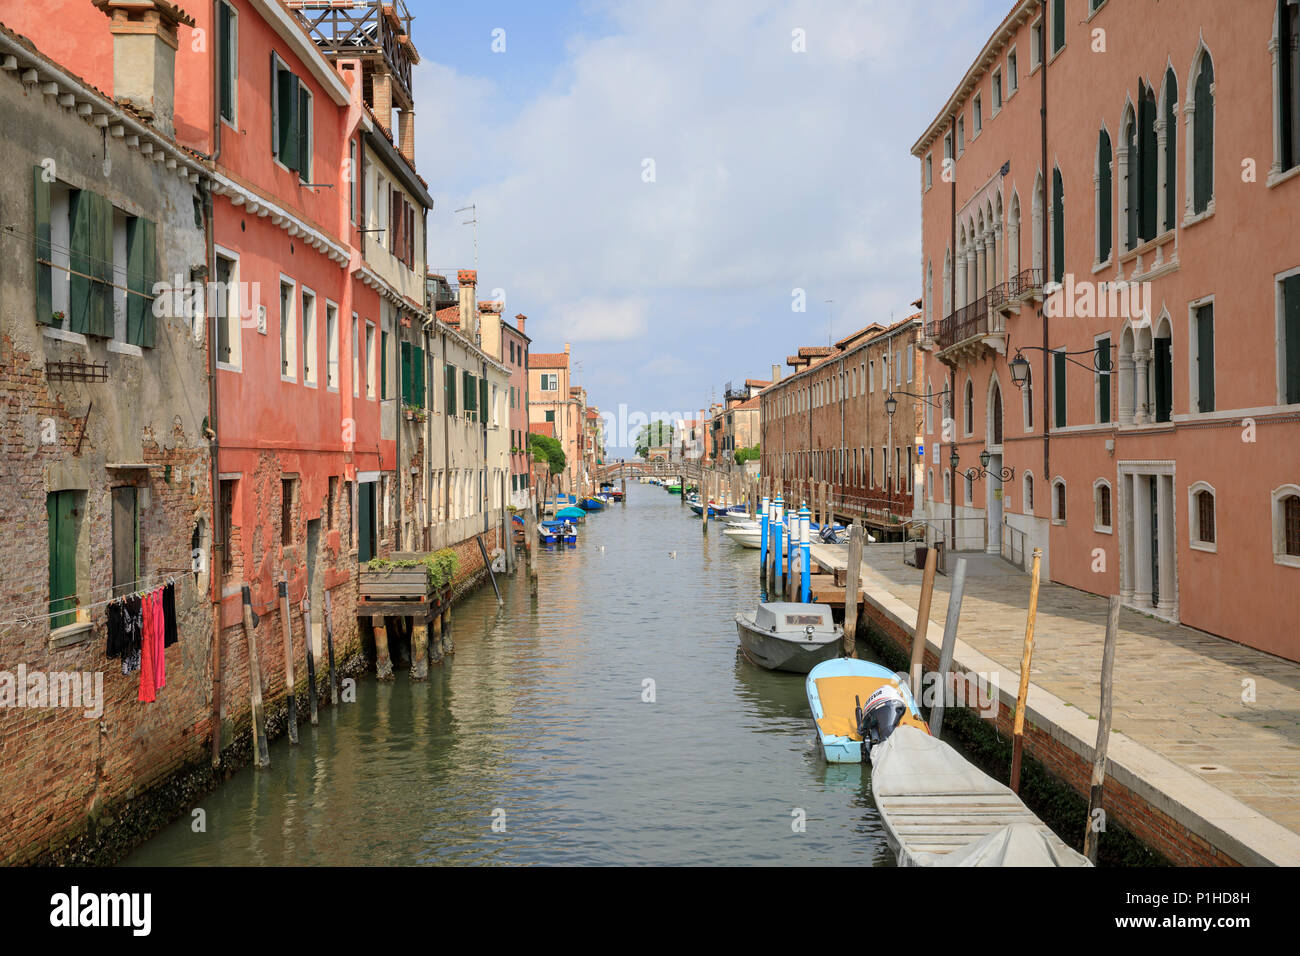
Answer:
xmin=1008 ymin=342 xmax=1113 ymax=389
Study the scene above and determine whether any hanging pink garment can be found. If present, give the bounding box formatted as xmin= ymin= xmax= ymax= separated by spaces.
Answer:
xmin=151 ymin=590 xmax=166 ymax=691
xmin=138 ymin=590 xmax=157 ymax=703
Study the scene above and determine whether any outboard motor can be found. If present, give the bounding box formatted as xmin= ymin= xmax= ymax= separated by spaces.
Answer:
xmin=819 ymin=523 xmax=838 ymax=544
xmin=856 ymin=684 xmax=909 ymax=759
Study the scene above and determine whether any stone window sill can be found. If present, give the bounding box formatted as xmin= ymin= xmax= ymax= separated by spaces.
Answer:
xmin=50 ymin=621 xmax=92 ymax=649
xmin=1267 ymin=164 xmax=1300 ymax=189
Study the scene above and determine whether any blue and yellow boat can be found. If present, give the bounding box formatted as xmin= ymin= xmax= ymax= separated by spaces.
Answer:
xmin=579 ymin=495 xmax=606 ymax=511
xmin=806 ymin=658 xmax=930 ymax=763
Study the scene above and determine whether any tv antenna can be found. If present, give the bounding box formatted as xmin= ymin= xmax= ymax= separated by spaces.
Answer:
xmin=825 ymin=299 xmax=834 ymax=345
xmin=455 ymin=204 xmax=478 ymax=271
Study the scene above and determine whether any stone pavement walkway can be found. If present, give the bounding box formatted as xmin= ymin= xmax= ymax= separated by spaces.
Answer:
xmin=808 ymin=542 xmax=1300 ymax=854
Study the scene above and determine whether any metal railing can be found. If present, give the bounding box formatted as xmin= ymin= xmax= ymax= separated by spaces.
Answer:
xmin=289 ymin=1 xmax=416 ymax=97
xmin=935 ymin=295 xmax=989 ymax=351
xmin=987 ymin=267 xmax=1044 ymax=312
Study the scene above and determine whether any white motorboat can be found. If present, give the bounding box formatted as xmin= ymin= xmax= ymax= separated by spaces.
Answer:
xmin=723 ymin=526 xmax=762 ymax=548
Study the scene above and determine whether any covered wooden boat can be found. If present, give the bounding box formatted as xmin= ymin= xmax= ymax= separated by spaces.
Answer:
xmin=805 ymin=658 xmax=929 ymax=763
xmin=734 ymin=602 xmax=843 ymax=673
xmin=538 ymin=519 xmax=578 ymax=545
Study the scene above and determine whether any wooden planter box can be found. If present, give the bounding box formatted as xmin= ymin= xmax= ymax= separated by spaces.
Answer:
xmin=358 ymin=553 xmax=451 ymax=619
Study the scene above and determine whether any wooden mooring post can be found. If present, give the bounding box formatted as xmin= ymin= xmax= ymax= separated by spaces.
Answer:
xmin=240 ymin=585 xmax=270 ymax=768
xmin=842 ymin=524 xmax=863 ymax=657
xmin=1084 ymin=595 xmax=1122 ymax=862
xmin=1009 ymin=547 xmax=1043 ymax=794
xmin=908 ymin=545 xmax=938 ymax=695
xmin=928 ymin=557 xmax=967 ymax=738
xmin=323 ymin=590 xmax=339 ymax=706
xmin=301 ymin=595 xmax=318 ymax=726
xmin=277 ymin=576 xmax=298 ymax=745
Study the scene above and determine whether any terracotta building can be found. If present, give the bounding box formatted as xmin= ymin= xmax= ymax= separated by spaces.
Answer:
xmin=910 ymin=0 xmax=1300 ymax=658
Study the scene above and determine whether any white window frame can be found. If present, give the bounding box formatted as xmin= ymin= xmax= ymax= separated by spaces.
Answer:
xmin=1272 ymin=484 xmax=1300 ymax=567
xmin=992 ymin=68 xmax=1003 ymax=115
xmin=219 ymin=0 xmax=239 ymax=130
xmin=325 ymin=299 xmax=339 ymax=392
xmin=1093 ymin=478 xmax=1113 ymax=534
xmin=1052 ymin=477 xmax=1067 ymax=525
xmin=351 ymin=313 xmax=360 ymax=398
xmin=301 ymin=285 xmax=318 ymax=388
xmin=1030 ymin=16 xmax=1044 ymax=73
xmin=1023 ymin=470 xmax=1035 ymax=515
xmin=1188 ymin=480 xmax=1216 ymax=552
xmin=1187 ymin=294 xmax=1215 ymax=415
xmin=973 ymin=93 xmax=983 ymax=136
xmin=279 ymin=275 xmax=297 ymax=383
xmin=365 ymin=320 xmax=377 ymax=400
xmin=1275 ymin=265 xmax=1300 ymax=405
xmin=1007 ymin=45 xmax=1019 ymax=96
xmin=215 ymin=245 xmax=242 ymax=372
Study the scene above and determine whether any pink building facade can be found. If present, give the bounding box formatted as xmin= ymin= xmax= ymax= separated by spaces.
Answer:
xmin=911 ymin=0 xmax=1300 ymax=660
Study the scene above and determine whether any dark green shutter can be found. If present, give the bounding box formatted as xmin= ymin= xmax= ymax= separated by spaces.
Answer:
xmin=1051 ymin=169 xmax=1065 ymax=285
xmin=1154 ymin=338 xmax=1172 ymax=422
xmin=1052 ymin=0 xmax=1065 ymax=53
xmin=1098 ymin=130 xmax=1112 ymax=262
xmin=277 ymin=66 xmax=299 ymax=171
xmin=445 ymin=363 xmax=457 ymax=415
xmin=1193 ymin=59 xmax=1214 ymax=213
xmin=218 ymin=1 xmax=233 ymax=122
xmin=126 ymin=217 xmax=157 ymax=347
xmin=480 ymin=378 xmax=488 ymax=421
xmin=1196 ymin=305 xmax=1215 ymax=412
xmin=1053 ymin=351 xmax=1066 ymax=428
xmin=1164 ymin=70 xmax=1178 ymax=231
xmin=413 ymin=346 xmax=425 ymax=408
xmin=270 ymin=55 xmax=279 ymax=157
xmin=1097 ymin=337 xmax=1112 ymax=423
xmin=381 ymin=330 xmax=389 ymax=399
xmin=1126 ymin=121 xmax=1139 ymax=250
xmin=34 ymin=166 xmax=53 ymax=324
xmin=400 ymin=340 xmax=412 ymax=404
xmin=69 ymin=190 xmax=112 ymax=336
xmin=1283 ymin=0 xmax=1297 ymax=171
xmin=1140 ymin=84 xmax=1157 ymax=242
xmin=48 ymin=491 xmax=77 ymax=629
xmin=297 ymin=86 xmax=310 ymax=182
xmin=1286 ymin=275 xmax=1300 ymax=405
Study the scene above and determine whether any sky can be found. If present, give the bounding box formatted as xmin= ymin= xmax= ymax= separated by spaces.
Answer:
xmin=412 ymin=0 xmax=1015 ymax=454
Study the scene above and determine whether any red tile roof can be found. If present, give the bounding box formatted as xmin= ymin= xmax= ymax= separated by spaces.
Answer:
xmin=530 ymin=352 xmax=569 ymax=369
xmin=529 ymin=422 xmax=555 ymax=438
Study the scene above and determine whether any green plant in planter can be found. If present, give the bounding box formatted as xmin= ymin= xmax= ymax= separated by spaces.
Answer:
xmin=366 ymin=548 xmax=459 ymax=590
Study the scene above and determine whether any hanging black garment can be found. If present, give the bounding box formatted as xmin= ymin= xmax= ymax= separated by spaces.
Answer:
xmin=162 ymin=582 xmax=178 ymax=647
xmin=106 ymin=599 xmax=125 ymax=659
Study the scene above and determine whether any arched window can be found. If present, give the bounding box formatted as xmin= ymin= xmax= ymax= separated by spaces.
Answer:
xmin=1023 ymin=471 xmax=1035 ymax=514
xmin=1052 ymin=478 xmax=1067 ymax=524
xmin=989 ymin=379 xmax=1004 ymax=446
xmin=1190 ymin=48 xmax=1215 ymax=215
xmin=1097 ymin=128 xmax=1113 ymax=263
xmin=1008 ymin=192 xmax=1021 ymax=278
xmin=1093 ymin=479 xmax=1113 ymax=532
xmin=1277 ymin=0 xmax=1300 ymax=176
xmin=963 ymin=379 xmax=974 ymax=435
xmin=925 ymin=378 xmax=934 ymax=434
xmin=1051 ymin=167 xmax=1065 ymax=284
xmin=927 ymin=468 xmax=934 ymax=501
xmin=1161 ymin=67 xmax=1178 ymax=232
xmin=943 ymin=469 xmax=952 ymax=502
xmin=1271 ymin=485 xmax=1300 ymax=566
xmin=1189 ymin=482 xmax=1216 ymax=550
xmin=1154 ymin=311 xmax=1173 ymax=422
xmin=1022 ymin=364 xmax=1034 ymax=431
xmin=964 ymin=472 xmax=974 ymax=505
xmin=926 ymin=259 xmax=934 ymax=326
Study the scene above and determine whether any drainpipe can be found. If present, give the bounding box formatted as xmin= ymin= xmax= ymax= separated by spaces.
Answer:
xmin=949 ymin=116 xmax=958 ymax=552
xmin=394 ymin=302 xmax=402 ymax=552
xmin=441 ymin=326 xmax=450 ymax=547
xmin=482 ymin=357 xmax=490 ymax=536
xmin=207 ymin=0 xmax=224 ymax=768
xmin=1041 ymin=0 xmax=1051 ymax=487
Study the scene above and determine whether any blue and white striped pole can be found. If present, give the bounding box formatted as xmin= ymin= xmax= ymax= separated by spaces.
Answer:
xmin=759 ymin=494 xmax=770 ymax=569
xmin=773 ymin=495 xmax=785 ymax=592
xmin=799 ymin=504 xmax=811 ymax=603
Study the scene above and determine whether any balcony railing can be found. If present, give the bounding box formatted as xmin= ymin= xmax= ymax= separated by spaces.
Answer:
xmin=934 ymin=295 xmax=989 ymax=351
xmin=987 ymin=267 xmax=1044 ymax=312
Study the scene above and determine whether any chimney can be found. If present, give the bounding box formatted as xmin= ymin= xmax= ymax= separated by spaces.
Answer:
xmin=399 ymin=109 xmax=416 ymax=164
xmin=96 ymin=0 xmax=193 ymax=137
xmin=564 ymin=343 xmax=571 ymax=355
xmin=457 ymin=269 xmax=477 ymax=337
xmin=515 ymin=313 xmax=526 ymax=335
xmin=372 ymin=71 xmax=393 ymax=134
xmin=771 ymin=364 xmax=781 ymax=383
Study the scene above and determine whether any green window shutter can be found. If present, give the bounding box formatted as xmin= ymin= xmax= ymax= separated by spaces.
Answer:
xmin=400 ymin=340 xmax=411 ymax=404
xmin=33 ymin=166 xmax=53 ymax=325
xmin=381 ymin=330 xmax=389 ymax=399
xmin=1140 ymin=85 xmax=1157 ymax=241
xmin=358 ymin=482 xmax=374 ymax=563
xmin=445 ymin=364 xmax=457 ymax=415
xmin=277 ymin=66 xmax=300 ymax=171
xmin=1053 ymin=351 xmax=1066 ymax=428
xmin=1097 ymin=337 xmax=1112 ymax=423
xmin=1051 ymin=169 xmax=1065 ymax=285
xmin=414 ymin=346 xmax=425 ymax=408
xmin=1126 ymin=123 xmax=1139 ymax=250
xmin=48 ymin=491 xmax=78 ymax=629
xmin=1052 ymin=0 xmax=1065 ymax=52
xmin=1098 ymin=130 xmax=1112 ymax=262
xmin=1196 ymin=305 xmax=1215 ymax=412
xmin=270 ymin=54 xmax=279 ymax=157
xmin=126 ymin=217 xmax=157 ymax=347
xmin=1163 ymin=70 xmax=1178 ymax=231
xmin=1286 ymin=275 xmax=1300 ymax=405
xmin=218 ymin=2 xmax=233 ymax=121
xmin=68 ymin=190 xmax=92 ymax=334
xmin=480 ymin=378 xmax=488 ymax=420
xmin=297 ymin=86 xmax=311 ymax=182
xmin=1193 ymin=60 xmax=1214 ymax=213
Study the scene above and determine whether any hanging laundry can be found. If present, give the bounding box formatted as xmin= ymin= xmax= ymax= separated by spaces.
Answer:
xmin=121 ymin=594 xmax=142 ymax=676
xmin=138 ymin=590 xmax=157 ymax=703
xmin=106 ymin=599 xmax=126 ymax=659
xmin=150 ymin=589 xmax=166 ymax=692
xmin=162 ymin=582 xmax=178 ymax=648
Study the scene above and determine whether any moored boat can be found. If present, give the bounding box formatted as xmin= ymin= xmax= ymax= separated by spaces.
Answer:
xmin=579 ymin=495 xmax=606 ymax=511
xmin=723 ymin=526 xmax=762 ymax=548
xmin=805 ymin=658 xmax=929 ymax=764
xmin=539 ymin=519 xmax=578 ymax=545
xmin=734 ymin=602 xmax=843 ymax=673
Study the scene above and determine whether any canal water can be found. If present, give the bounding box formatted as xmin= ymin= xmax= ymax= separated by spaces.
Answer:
xmin=126 ymin=486 xmax=897 ymax=865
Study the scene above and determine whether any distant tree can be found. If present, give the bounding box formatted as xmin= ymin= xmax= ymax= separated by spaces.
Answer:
xmin=635 ymin=420 xmax=674 ymax=458
xmin=734 ymin=443 xmax=761 ymax=466
xmin=529 ymin=432 xmax=566 ymax=475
